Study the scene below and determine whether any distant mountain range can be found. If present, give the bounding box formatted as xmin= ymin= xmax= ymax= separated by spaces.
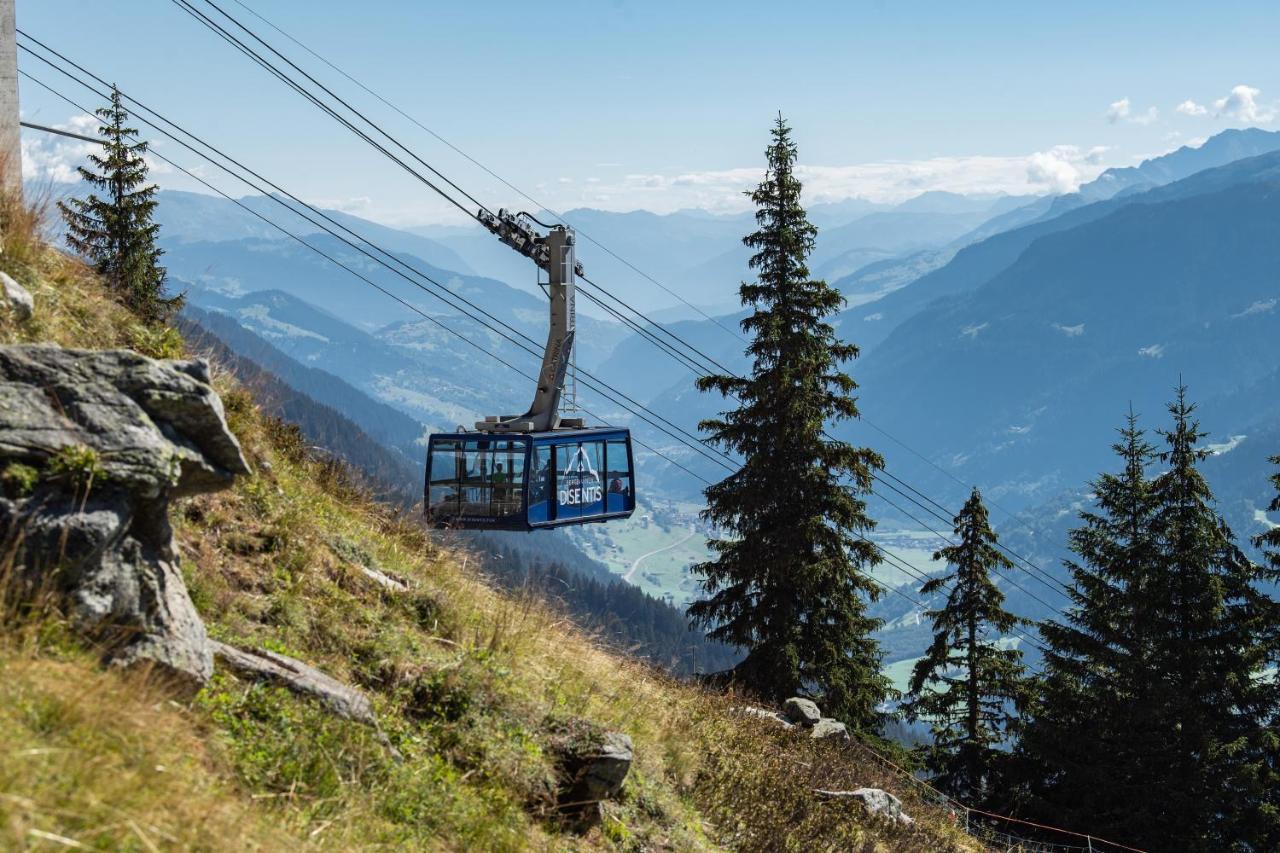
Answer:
xmin=146 ymin=128 xmax=1280 ymax=672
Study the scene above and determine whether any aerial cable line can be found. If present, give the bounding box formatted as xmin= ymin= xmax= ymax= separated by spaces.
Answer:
xmin=215 ymin=0 xmax=1068 ymax=597
xmin=175 ymin=0 xmax=493 ymax=223
xmin=16 ymin=66 xmax=716 ymax=491
xmin=23 ymin=52 xmax=1056 ymax=668
xmin=127 ymin=9 xmax=743 ymax=472
xmin=16 ymin=34 xmax=734 ymax=477
xmin=856 ymin=530 xmax=1055 ymax=662
xmin=225 ymin=0 xmax=751 ymax=349
xmin=187 ymin=0 xmax=744 ymax=382
xmin=183 ymin=0 xmax=1076 ymax=610
xmin=868 ymin=480 xmax=1072 ymax=616
xmin=28 ymin=15 xmax=1073 ymax=619
xmin=16 ymin=41 xmax=735 ymax=480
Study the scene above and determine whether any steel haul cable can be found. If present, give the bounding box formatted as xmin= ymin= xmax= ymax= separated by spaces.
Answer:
xmin=17 ymin=33 xmax=743 ymax=481
xmin=126 ymin=1 xmax=1077 ymax=627
xmin=15 ymin=62 xmax=719 ymax=488
xmin=221 ymin=0 xmax=1082 ymax=600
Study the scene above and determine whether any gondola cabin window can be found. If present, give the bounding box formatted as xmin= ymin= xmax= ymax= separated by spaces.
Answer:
xmin=427 ymin=437 xmax=527 ymax=525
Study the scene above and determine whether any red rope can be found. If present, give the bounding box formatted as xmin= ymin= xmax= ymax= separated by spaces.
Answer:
xmin=847 ymin=738 xmax=1147 ymax=853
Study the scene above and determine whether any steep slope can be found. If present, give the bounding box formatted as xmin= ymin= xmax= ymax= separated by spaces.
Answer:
xmin=180 ymin=304 xmax=428 ymax=462
xmin=854 ymin=179 xmax=1280 ymax=509
xmin=1 ymin=190 xmax=976 ymax=852
xmin=837 ymin=144 xmax=1280 ymax=352
xmin=155 ymin=189 xmax=475 ymax=274
xmin=177 ymin=310 xmax=424 ymax=502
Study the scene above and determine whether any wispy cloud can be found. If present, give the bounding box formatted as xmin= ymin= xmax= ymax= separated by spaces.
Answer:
xmin=571 ymin=145 xmax=1114 ymax=213
xmin=1107 ymin=97 xmax=1159 ymax=125
xmin=1176 ymin=99 xmax=1207 ymax=117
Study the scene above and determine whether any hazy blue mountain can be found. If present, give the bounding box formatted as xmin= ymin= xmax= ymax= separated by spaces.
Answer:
xmin=833 ymin=145 xmax=1280 ymax=353
xmin=1077 ymin=127 xmax=1280 ymax=202
xmin=181 ymin=304 xmax=428 ymax=462
xmin=850 ymin=177 xmax=1280 ymax=517
xmin=179 ymin=310 xmax=425 ymax=503
xmin=426 ymin=195 xmax=1029 ymax=318
xmin=155 ymin=189 xmax=474 ymax=274
xmin=161 ymin=232 xmax=626 ymax=369
xmin=178 ymin=286 xmax=530 ymax=432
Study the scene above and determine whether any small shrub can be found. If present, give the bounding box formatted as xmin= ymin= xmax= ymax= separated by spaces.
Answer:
xmin=127 ymin=322 xmax=185 ymax=360
xmin=1 ymin=462 xmax=39 ymax=498
xmin=45 ymin=444 xmax=106 ymax=491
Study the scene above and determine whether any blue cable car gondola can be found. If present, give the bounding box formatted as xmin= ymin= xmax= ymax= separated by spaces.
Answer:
xmin=424 ymin=216 xmax=637 ymax=530
xmin=425 ymin=428 xmax=635 ymax=530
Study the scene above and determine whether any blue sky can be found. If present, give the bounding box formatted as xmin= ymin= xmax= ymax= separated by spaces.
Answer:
xmin=16 ymin=0 xmax=1280 ymax=224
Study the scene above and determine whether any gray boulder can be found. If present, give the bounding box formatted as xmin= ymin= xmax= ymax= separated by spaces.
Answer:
xmin=784 ymin=696 xmax=822 ymax=726
xmin=0 ymin=346 xmax=249 ymax=498
xmin=810 ymin=718 xmax=850 ymax=740
xmin=0 ymin=345 xmax=250 ymax=687
xmin=815 ymin=787 xmax=912 ymax=825
xmin=551 ymin=721 xmax=634 ymax=823
xmin=570 ymin=731 xmax=634 ymax=803
xmin=0 ymin=271 xmax=32 ymax=322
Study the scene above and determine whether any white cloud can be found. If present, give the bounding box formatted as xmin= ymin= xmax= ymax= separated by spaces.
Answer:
xmin=1107 ymin=97 xmax=1159 ymax=126
xmin=20 ymin=113 xmax=99 ymax=184
xmin=1026 ymin=145 xmax=1108 ymax=194
xmin=961 ymin=321 xmax=989 ymax=339
xmin=1052 ymin=322 xmax=1085 ymax=337
xmin=1138 ymin=344 xmax=1165 ymax=359
xmin=1176 ymin=99 xmax=1208 ymax=117
xmin=311 ymin=195 xmax=373 ymax=214
xmin=564 ymin=145 xmax=1115 ymax=214
xmin=1213 ymin=85 xmax=1275 ymax=123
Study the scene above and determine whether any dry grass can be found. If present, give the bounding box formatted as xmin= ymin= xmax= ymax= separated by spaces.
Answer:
xmin=0 ymin=187 xmax=982 ymax=851
xmin=0 ymin=650 xmax=293 ymax=852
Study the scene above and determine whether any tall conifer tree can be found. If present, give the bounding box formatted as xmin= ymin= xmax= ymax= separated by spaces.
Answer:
xmin=59 ymin=86 xmax=177 ymax=324
xmin=1016 ymin=412 xmax=1162 ymax=839
xmin=1145 ymin=389 xmax=1280 ymax=849
xmin=690 ymin=116 xmax=889 ymax=728
xmin=902 ymin=488 xmax=1027 ymax=802
xmin=1020 ymin=395 xmax=1280 ymax=849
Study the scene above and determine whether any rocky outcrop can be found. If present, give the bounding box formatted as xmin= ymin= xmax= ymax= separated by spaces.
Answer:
xmin=810 ymin=717 xmax=850 ymax=741
xmin=744 ymin=696 xmax=851 ymax=741
xmin=815 ymin=787 xmax=914 ymax=826
xmin=0 ymin=271 xmax=33 ymax=322
xmin=548 ymin=719 xmax=634 ymax=825
xmin=0 ymin=345 xmax=250 ymax=687
xmin=212 ymin=641 xmax=376 ymax=725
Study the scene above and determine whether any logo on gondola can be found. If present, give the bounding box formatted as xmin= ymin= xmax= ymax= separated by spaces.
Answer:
xmin=559 ymin=446 xmax=603 ymax=506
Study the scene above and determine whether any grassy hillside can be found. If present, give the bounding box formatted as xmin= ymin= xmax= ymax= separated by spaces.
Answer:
xmin=0 ymin=193 xmax=976 ymax=851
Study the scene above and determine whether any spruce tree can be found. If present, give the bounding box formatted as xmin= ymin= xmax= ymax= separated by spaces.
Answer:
xmin=1145 ymin=389 xmax=1280 ymax=849
xmin=1020 ymin=395 xmax=1280 ymax=849
xmin=59 ymin=86 xmax=177 ymax=324
xmin=1015 ymin=412 xmax=1163 ymax=840
xmin=902 ymin=488 xmax=1027 ymax=802
xmin=689 ymin=115 xmax=889 ymax=728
